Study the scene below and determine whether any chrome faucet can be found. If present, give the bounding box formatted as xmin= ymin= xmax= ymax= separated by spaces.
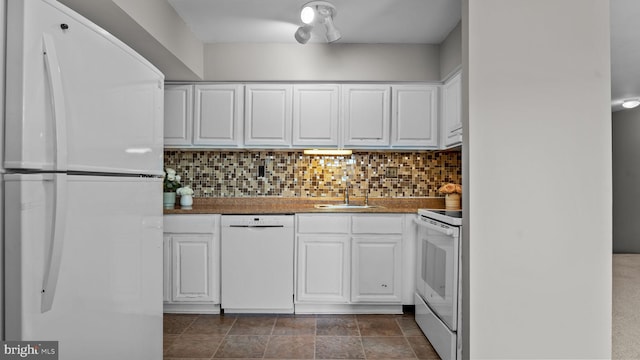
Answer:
xmin=344 ymin=181 xmax=350 ymax=205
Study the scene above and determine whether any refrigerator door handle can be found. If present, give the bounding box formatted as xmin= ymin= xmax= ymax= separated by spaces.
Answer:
xmin=41 ymin=173 xmax=68 ymax=312
xmin=42 ymin=33 xmax=68 ymax=171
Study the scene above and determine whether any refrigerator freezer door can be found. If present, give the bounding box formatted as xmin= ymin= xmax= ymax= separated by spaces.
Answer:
xmin=4 ymin=174 xmax=163 ymax=359
xmin=4 ymin=0 xmax=164 ymax=175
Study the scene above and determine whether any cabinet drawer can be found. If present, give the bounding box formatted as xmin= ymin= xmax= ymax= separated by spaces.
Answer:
xmin=351 ymin=215 xmax=403 ymax=234
xmin=297 ymin=214 xmax=350 ymax=233
xmin=164 ymin=214 xmax=218 ymax=233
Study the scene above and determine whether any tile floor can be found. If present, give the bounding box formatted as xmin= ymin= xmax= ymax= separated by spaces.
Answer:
xmin=164 ymin=313 xmax=442 ymax=359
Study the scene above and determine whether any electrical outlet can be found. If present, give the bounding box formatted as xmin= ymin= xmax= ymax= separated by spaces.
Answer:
xmin=258 ymin=165 xmax=265 ymax=178
xmin=385 ymin=167 xmax=398 ymax=178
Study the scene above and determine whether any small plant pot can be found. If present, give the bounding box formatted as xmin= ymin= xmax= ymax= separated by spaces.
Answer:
xmin=163 ymin=192 xmax=176 ymax=209
xmin=180 ymin=195 xmax=193 ymax=209
xmin=445 ymin=193 xmax=461 ymax=210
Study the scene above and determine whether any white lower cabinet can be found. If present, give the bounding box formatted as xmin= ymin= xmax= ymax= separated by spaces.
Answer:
xmin=163 ymin=214 xmax=220 ymax=313
xmin=161 ymin=213 xmax=413 ymax=314
xmin=297 ymin=235 xmax=350 ymax=303
xmin=351 ymin=236 xmax=402 ymax=303
xmin=295 ymin=213 xmax=405 ymax=313
xmin=171 ymin=235 xmax=217 ymax=302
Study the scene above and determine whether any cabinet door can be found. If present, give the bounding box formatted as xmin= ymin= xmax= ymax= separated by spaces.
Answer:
xmin=193 ymin=84 xmax=243 ymax=147
xmin=164 ymin=85 xmax=193 ymax=146
xmin=351 ymin=236 xmax=402 ymax=303
xmin=244 ymin=84 xmax=292 ymax=146
xmin=297 ymin=235 xmax=350 ymax=303
xmin=171 ymin=235 xmax=217 ymax=303
xmin=441 ymin=72 xmax=462 ymax=148
xmin=342 ymin=85 xmax=390 ymax=146
xmin=292 ymin=84 xmax=340 ymax=146
xmin=163 ymin=235 xmax=172 ymax=303
xmin=391 ymin=85 xmax=439 ymax=148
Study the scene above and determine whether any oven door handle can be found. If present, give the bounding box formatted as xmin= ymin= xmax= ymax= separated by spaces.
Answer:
xmin=414 ymin=218 xmax=454 ymax=236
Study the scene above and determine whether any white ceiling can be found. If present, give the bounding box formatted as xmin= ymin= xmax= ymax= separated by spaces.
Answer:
xmin=168 ymin=0 xmax=639 ymax=110
xmin=167 ymin=0 xmax=462 ymax=44
xmin=611 ymin=0 xmax=640 ymax=111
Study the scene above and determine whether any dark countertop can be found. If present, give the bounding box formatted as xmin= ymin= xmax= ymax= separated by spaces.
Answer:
xmin=163 ymin=197 xmax=446 ymax=215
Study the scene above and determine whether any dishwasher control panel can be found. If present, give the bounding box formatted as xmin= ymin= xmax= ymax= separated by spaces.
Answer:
xmin=221 ymin=215 xmax=294 ymax=228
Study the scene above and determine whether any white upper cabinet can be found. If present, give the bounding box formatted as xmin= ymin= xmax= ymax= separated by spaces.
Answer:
xmin=164 ymin=85 xmax=193 ymax=146
xmin=164 ymin=81 xmax=452 ymax=150
xmin=441 ymin=71 xmax=462 ymax=148
xmin=244 ymin=84 xmax=293 ymax=146
xmin=391 ymin=85 xmax=439 ymax=148
xmin=193 ymin=84 xmax=243 ymax=147
xmin=292 ymin=84 xmax=340 ymax=147
xmin=342 ymin=85 xmax=391 ymax=147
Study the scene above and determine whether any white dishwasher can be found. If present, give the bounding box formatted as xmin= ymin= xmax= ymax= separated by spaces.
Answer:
xmin=221 ymin=215 xmax=295 ymax=313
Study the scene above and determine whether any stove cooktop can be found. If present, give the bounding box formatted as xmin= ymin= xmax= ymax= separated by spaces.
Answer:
xmin=427 ymin=210 xmax=461 ymax=218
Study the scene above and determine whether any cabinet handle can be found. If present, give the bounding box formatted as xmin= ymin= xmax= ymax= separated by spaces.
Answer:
xmin=229 ymin=225 xmax=284 ymax=228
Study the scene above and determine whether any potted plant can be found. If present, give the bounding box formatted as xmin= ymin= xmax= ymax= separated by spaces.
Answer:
xmin=163 ymin=168 xmax=181 ymax=209
xmin=438 ymin=183 xmax=462 ymax=210
xmin=176 ymin=186 xmax=194 ymax=209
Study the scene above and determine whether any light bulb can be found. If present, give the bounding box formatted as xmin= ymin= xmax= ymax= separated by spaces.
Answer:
xmin=301 ymin=6 xmax=315 ymax=24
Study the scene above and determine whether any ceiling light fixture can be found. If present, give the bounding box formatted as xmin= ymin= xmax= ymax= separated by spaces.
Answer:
xmin=294 ymin=1 xmax=342 ymax=44
xmin=622 ymin=99 xmax=640 ymax=109
xmin=303 ymin=149 xmax=353 ymax=156
xmin=294 ymin=25 xmax=313 ymax=44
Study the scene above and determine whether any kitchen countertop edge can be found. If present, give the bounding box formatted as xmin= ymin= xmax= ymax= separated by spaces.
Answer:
xmin=163 ymin=197 xmax=446 ymax=215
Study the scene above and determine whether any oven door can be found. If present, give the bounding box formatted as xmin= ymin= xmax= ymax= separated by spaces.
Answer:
xmin=415 ymin=216 xmax=459 ymax=330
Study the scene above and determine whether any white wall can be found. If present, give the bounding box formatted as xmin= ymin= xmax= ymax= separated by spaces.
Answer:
xmin=58 ymin=0 xmax=204 ymax=80
xmin=464 ymin=0 xmax=612 ymax=358
xmin=612 ymin=107 xmax=640 ymax=253
xmin=112 ymin=0 xmax=203 ymax=77
xmin=55 ymin=2 xmax=444 ymax=82
xmin=439 ymin=22 xmax=461 ymax=81
xmin=203 ymin=43 xmax=440 ymax=82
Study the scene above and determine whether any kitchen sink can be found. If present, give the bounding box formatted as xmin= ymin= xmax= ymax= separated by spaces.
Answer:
xmin=314 ymin=204 xmax=384 ymax=209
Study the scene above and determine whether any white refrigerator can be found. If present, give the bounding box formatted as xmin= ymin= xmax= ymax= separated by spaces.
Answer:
xmin=3 ymin=0 xmax=165 ymax=359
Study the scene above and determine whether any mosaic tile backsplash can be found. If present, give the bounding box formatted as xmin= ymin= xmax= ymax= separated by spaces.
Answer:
xmin=164 ymin=150 xmax=461 ymax=198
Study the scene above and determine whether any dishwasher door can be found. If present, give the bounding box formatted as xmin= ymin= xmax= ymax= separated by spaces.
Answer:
xmin=221 ymin=215 xmax=295 ymax=313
